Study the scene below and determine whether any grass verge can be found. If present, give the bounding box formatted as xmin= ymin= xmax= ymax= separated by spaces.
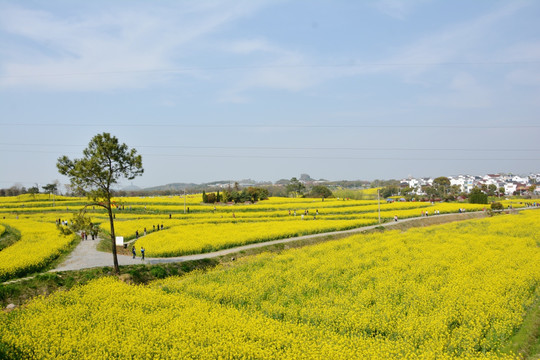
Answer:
xmin=501 ymin=296 xmax=540 ymax=359
xmin=0 ymin=258 xmax=218 ymax=309
xmin=0 ymin=225 xmax=21 ymax=252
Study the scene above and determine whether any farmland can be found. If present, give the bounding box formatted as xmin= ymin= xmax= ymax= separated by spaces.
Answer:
xmin=0 ymin=193 xmax=539 ymax=359
xmin=0 ymin=205 xmax=539 ymax=359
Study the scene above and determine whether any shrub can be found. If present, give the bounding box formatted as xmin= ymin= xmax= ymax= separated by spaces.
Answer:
xmin=491 ymin=202 xmax=504 ymax=211
xmin=469 ymin=188 xmax=488 ymax=204
xmin=150 ymin=266 xmax=167 ymax=279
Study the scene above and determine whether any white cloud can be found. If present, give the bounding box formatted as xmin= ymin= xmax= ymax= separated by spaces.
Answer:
xmin=373 ymin=0 xmax=431 ymax=19
xmin=507 ymin=69 xmax=540 ymax=86
xmin=418 ymin=72 xmax=493 ymax=108
xmin=0 ymin=1 xmax=271 ymax=91
xmin=218 ymin=2 xmax=532 ymax=102
xmin=226 ymin=39 xmax=281 ymax=54
xmin=502 ymin=41 xmax=540 ymax=64
xmin=378 ymin=2 xmax=529 ymax=79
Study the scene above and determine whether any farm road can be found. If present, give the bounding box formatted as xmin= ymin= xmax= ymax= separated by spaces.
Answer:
xmin=51 ymin=211 xmax=488 ymax=271
xmin=51 ymin=238 xmax=144 ymax=272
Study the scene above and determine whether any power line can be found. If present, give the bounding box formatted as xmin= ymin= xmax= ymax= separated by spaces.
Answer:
xmin=139 ymin=153 xmax=540 ymax=161
xmin=1 ymin=143 xmax=539 ymax=152
xmin=0 ymin=60 xmax=538 ymax=78
xmin=0 ymin=123 xmax=538 ymax=129
xmin=0 ymin=148 xmax=538 ymax=161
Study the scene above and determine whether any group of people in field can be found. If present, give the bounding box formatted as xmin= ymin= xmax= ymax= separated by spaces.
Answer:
xmin=288 ymin=209 xmax=319 ymax=220
xmin=421 ymin=210 xmax=441 ymax=216
xmin=131 ymin=225 xmax=163 ymax=259
xmin=132 ymin=246 xmax=145 ymax=260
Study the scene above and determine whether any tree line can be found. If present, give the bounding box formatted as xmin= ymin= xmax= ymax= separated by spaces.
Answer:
xmin=202 ymin=184 xmax=270 ymax=204
xmin=378 ymin=176 xmax=537 ymax=204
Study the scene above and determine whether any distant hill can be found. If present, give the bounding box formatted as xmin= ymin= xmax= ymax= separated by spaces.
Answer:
xmin=122 ymin=184 xmax=142 ymax=191
xmin=144 ymin=179 xmax=274 ymax=192
xmin=143 ymin=183 xmax=199 ymax=192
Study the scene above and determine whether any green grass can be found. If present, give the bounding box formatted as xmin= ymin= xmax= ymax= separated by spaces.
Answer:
xmin=0 ymin=259 xmax=218 ymax=308
xmin=501 ymin=296 xmax=540 ymax=359
xmin=0 ymin=225 xmax=21 ymax=251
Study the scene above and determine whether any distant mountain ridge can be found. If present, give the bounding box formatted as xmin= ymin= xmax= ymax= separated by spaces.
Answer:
xmin=134 ymin=175 xmax=335 ymax=192
xmin=142 ymin=182 xmax=200 ymax=191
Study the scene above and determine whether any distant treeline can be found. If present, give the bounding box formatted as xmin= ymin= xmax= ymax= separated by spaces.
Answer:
xmin=0 ymin=179 xmax=396 ymax=198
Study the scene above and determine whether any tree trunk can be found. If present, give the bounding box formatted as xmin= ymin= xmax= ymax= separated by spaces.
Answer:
xmin=107 ymin=205 xmax=120 ymax=274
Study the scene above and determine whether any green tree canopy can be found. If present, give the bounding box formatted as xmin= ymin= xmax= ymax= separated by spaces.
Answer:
xmin=381 ymin=185 xmax=399 ymax=198
xmin=42 ymin=183 xmax=58 ymax=199
xmin=57 ymin=133 xmax=143 ymax=273
xmin=432 ymin=177 xmax=450 ymax=187
xmin=286 ymin=177 xmax=306 ymax=198
xmin=468 ymin=187 xmax=488 ymax=204
xmin=309 ymin=185 xmax=333 ymax=199
xmin=27 ymin=185 xmax=39 ymax=197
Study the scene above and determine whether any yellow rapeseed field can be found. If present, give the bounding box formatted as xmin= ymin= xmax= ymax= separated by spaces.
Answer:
xmin=0 ymin=219 xmax=76 ymax=281
xmin=133 ymin=218 xmax=376 ymax=257
xmin=1 ymin=211 xmax=538 ymax=359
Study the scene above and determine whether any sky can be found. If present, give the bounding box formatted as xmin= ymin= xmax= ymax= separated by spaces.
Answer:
xmin=1 ymin=0 xmax=539 ymax=190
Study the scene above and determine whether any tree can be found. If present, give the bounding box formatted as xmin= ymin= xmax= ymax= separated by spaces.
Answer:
xmin=433 ymin=177 xmax=450 ymax=187
xmin=469 ymin=187 xmax=488 ymax=204
xmin=28 ymin=185 xmax=40 ymax=197
xmin=202 ymin=191 xmax=208 ymax=203
xmin=286 ymin=177 xmax=305 ymax=197
xmin=381 ymin=185 xmax=399 ymax=199
xmin=309 ymin=185 xmax=333 ymax=199
xmin=245 ymin=187 xmax=269 ymax=203
xmin=491 ymin=202 xmax=503 ymax=211
xmin=42 ymin=183 xmax=58 ymax=199
xmin=480 ymin=184 xmax=488 ymax=194
xmin=57 ymin=133 xmax=143 ymax=274
xmin=431 ymin=177 xmax=451 ymax=200
xmin=206 ymin=193 xmax=217 ymax=203
xmin=401 ymin=187 xmax=414 ymax=197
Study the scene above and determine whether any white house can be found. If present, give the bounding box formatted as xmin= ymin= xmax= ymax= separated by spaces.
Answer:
xmin=504 ymin=182 xmax=518 ymax=195
xmin=512 ymin=175 xmax=528 ymax=184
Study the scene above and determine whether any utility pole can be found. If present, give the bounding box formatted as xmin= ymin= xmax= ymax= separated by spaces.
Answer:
xmin=377 ymin=189 xmax=381 ymax=224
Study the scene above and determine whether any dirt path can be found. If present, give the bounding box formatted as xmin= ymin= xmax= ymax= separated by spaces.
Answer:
xmin=51 ymin=237 xmax=147 ymax=272
xmin=52 ymin=211 xmax=488 ymax=270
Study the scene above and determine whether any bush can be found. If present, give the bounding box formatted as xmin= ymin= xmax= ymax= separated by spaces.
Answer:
xmin=469 ymin=188 xmax=488 ymax=204
xmin=150 ymin=266 xmax=167 ymax=279
xmin=206 ymin=193 xmax=217 ymax=203
xmin=491 ymin=202 xmax=504 ymax=211
xmin=308 ymin=185 xmax=333 ymax=199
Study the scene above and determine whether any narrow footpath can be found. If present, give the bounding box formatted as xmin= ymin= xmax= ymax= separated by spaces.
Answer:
xmin=51 ymin=211 xmax=488 ymax=271
xmin=51 ymin=237 xmax=146 ymax=272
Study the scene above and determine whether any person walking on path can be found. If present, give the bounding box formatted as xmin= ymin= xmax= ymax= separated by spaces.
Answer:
xmin=132 ymin=246 xmax=136 ymax=259
xmin=141 ymin=247 xmax=145 ymax=260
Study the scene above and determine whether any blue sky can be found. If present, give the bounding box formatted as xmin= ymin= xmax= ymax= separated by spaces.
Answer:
xmin=1 ymin=0 xmax=539 ymax=189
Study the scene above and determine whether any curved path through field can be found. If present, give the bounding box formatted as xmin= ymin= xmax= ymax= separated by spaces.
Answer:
xmin=52 ymin=211 xmax=489 ymax=272
xmin=51 ymin=238 xmax=145 ymax=272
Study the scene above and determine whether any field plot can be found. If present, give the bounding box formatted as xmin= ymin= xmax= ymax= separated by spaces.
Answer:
xmin=0 ymin=219 xmax=76 ymax=281
xmin=1 ymin=211 xmax=538 ymax=359
xmin=0 ymin=193 xmax=522 ymax=272
xmin=132 ymin=218 xmax=376 ymax=257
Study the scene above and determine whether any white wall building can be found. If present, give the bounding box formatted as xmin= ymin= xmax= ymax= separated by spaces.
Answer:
xmin=504 ymin=183 xmax=518 ymax=195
